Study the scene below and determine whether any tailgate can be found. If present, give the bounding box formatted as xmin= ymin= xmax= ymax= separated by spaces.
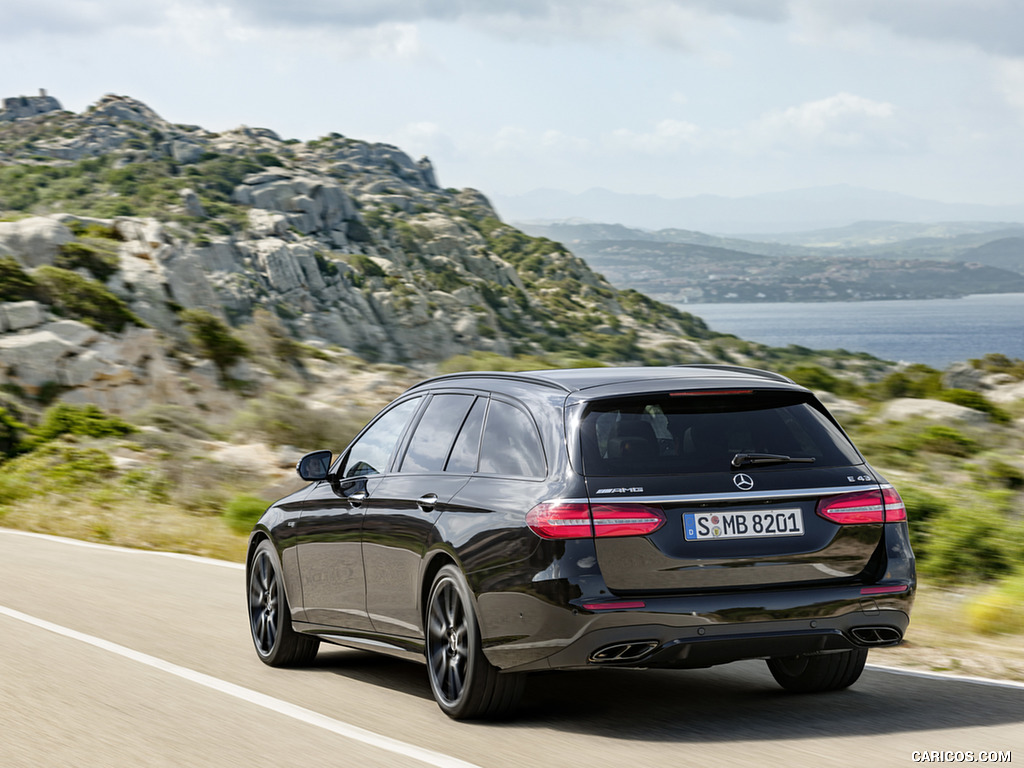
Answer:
xmin=589 ymin=471 xmax=884 ymax=592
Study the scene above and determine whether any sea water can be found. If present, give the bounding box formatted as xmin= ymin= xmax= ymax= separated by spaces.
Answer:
xmin=676 ymin=293 xmax=1024 ymax=368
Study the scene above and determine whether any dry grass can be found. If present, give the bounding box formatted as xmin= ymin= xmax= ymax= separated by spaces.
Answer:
xmin=872 ymin=582 xmax=1024 ymax=682
xmin=0 ymin=494 xmax=248 ymax=562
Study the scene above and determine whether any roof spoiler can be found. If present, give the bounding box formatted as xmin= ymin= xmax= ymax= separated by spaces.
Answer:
xmin=670 ymin=364 xmax=796 ymax=385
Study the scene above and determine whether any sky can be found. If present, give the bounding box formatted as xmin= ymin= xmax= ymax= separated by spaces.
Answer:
xmin=3 ymin=0 xmax=1024 ymax=207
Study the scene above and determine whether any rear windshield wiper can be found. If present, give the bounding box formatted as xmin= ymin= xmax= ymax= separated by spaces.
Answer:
xmin=731 ymin=453 xmax=816 ymax=469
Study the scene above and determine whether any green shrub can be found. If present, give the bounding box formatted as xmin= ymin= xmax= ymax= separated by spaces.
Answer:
xmin=964 ymin=573 xmax=1024 ymax=634
xmin=874 ymin=365 xmax=943 ymax=399
xmin=0 ymin=406 xmax=27 ymax=459
xmin=180 ymin=309 xmax=249 ymax=376
xmin=346 ymin=253 xmax=386 ymax=278
xmin=33 ymin=266 xmax=143 ymax=332
xmin=254 ymin=153 xmax=283 ymax=167
xmin=32 ymin=403 xmax=136 ymax=444
xmin=119 ymin=467 xmax=172 ymax=503
xmin=238 ymin=309 xmax=305 ymax=375
xmin=781 ymin=364 xmax=858 ymax=396
xmin=983 ymin=459 xmax=1024 ymax=490
xmin=969 ymin=353 xmax=1024 ymax=380
xmin=2 ymin=440 xmax=117 ymax=494
xmin=232 ymin=390 xmax=370 ymax=450
xmin=897 ymin=485 xmax=949 ymax=559
xmin=55 ymin=241 xmax=120 ymax=282
xmin=939 ymin=388 xmax=1010 ymax=424
xmin=919 ymin=500 xmax=1015 ymax=582
xmin=911 ymin=425 xmax=979 ymax=457
xmin=223 ymin=493 xmax=270 ymax=534
xmin=0 ymin=256 xmax=39 ymax=302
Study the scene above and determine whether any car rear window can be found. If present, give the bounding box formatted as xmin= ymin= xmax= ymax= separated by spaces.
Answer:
xmin=580 ymin=391 xmax=862 ymax=476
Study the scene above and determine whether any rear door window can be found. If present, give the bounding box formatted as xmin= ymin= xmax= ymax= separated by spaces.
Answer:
xmin=400 ymin=394 xmax=476 ymax=474
xmin=478 ymin=399 xmax=546 ymax=478
xmin=580 ymin=391 xmax=861 ymax=476
xmin=444 ymin=397 xmax=486 ymax=473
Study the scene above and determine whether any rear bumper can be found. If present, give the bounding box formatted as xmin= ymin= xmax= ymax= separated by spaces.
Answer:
xmin=507 ymin=609 xmax=910 ymax=672
xmin=480 ymin=583 xmax=913 ymax=672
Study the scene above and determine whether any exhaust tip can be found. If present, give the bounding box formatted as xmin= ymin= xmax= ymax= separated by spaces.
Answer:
xmin=850 ymin=626 xmax=903 ymax=646
xmin=589 ymin=641 xmax=659 ymax=664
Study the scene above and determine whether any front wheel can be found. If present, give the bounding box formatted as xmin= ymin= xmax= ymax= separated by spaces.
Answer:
xmin=425 ymin=565 xmax=523 ymax=719
xmin=248 ymin=540 xmax=319 ymax=667
xmin=767 ymin=648 xmax=868 ymax=693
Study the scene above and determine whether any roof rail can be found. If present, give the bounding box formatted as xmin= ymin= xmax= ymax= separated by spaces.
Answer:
xmin=671 ymin=364 xmax=796 ymax=384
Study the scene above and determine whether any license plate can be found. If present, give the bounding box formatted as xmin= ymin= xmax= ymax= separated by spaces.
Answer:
xmin=683 ymin=509 xmax=804 ymax=541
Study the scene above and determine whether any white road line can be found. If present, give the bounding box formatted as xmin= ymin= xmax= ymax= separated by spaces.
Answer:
xmin=0 ymin=604 xmax=480 ymax=768
xmin=867 ymin=663 xmax=1024 ymax=691
xmin=0 ymin=527 xmax=244 ymax=569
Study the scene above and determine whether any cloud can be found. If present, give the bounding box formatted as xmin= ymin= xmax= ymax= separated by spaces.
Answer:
xmin=793 ymin=0 xmax=1024 ymax=58
xmin=12 ymin=0 xmax=1024 ymax=59
xmin=607 ymin=119 xmax=701 ymax=153
xmin=994 ymin=58 xmax=1024 ymax=124
xmin=387 ymin=121 xmax=460 ymax=160
xmin=6 ymin=0 xmax=789 ymax=48
xmin=747 ymin=92 xmax=900 ymax=152
xmin=486 ymin=126 xmax=592 ymax=156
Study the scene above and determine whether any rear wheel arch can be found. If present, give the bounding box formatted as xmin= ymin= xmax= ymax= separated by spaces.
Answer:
xmin=420 ymin=550 xmax=459 ymax=628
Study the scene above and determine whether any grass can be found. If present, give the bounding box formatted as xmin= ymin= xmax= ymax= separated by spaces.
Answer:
xmin=873 ymin=582 xmax=1024 ymax=682
xmin=0 ymin=494 xmax=248 ymax=562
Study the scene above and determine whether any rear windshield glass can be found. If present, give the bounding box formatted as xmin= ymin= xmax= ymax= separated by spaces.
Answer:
xmin=580 ymin=391 xmax=862 ymax=476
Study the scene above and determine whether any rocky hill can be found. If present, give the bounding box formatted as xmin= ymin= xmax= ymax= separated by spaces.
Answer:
xmin=0 ymin=93 xmax=736 ymax=412
xmin=518 ymin=221 xmax=1024 ymax=303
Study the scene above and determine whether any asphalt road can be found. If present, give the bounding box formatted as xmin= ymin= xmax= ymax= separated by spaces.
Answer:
xmin=1 ymin=528 xmax=1021 ymax=767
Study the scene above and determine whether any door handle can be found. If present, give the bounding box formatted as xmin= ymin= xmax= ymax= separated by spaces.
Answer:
xmin=348 ymin=491 xmax=368 ymax=508
xmin=417 ymin=493 xmax=439 ymax=513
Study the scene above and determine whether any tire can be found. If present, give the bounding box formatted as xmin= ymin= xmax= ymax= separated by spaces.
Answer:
xmin=248 ymin=540 xmax=319 ymax=667
xmin=767 ymin=648 xmax=868 ymax=693
xmin=425 ymin=565 xmax=523 ymax=720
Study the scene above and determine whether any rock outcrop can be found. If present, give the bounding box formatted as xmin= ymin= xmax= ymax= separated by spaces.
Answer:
xmin=0 ymin=300 xmax=244 ymax=413
xmin=0 ymin=91 xmax=62 ymax=123
xmin=0 ymin=93 xmax=719 ymax=412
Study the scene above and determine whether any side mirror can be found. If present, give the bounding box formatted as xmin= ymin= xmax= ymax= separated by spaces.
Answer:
xmin=296 ymin=450 xmax=333 ymax=481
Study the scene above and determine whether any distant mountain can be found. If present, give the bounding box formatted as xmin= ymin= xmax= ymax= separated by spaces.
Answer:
xmin=748 ymin=220 xmax=1024 ymax=248
xmin=520 ymin=220 xmax=1024 ymax=272
xmin=954 ymin=237 xmax=1024 ymax=273
xmin=515 ymin=221 xmax=1024 ymax=303
xmin=496 ymin=186 xmax=1024 ymax=234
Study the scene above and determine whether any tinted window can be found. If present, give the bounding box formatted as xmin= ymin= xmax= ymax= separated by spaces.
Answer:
xmin=580 ymin=391 xmax=862 ymax=476
xmin=445 ymin=397 xmax=485 ymax=473
xmin=401 ymin=394 xmax=476 ymax=474
xmin=341 ymin=398 xmax=420 ymax=478
xmin=478 ymin=400 xmax=546 ymax=478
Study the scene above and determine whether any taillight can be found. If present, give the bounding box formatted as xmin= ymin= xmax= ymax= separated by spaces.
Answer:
xmin=591 ymin=504 xmax=665 ymax=537
xmin=525 ymin=502 xmax=592 ymax=539
xmin=526 ymin=502 xmax=665 ymax=539
xmin=882 ymin=487 xmax=907 ymax=521
xmin=817 ymin=488 xmax=907 ymax=524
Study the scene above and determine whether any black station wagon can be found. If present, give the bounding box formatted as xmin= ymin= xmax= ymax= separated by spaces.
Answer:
xmin=246 ymin=365 xmax=915 ymax=718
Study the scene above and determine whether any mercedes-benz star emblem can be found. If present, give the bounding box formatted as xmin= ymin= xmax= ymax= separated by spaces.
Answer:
xmin=733 ymin=473 xmax=754 ymax=491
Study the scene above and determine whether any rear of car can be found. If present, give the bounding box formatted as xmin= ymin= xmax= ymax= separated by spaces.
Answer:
xmin=519 ymin=371 xmax=914 ymax=687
